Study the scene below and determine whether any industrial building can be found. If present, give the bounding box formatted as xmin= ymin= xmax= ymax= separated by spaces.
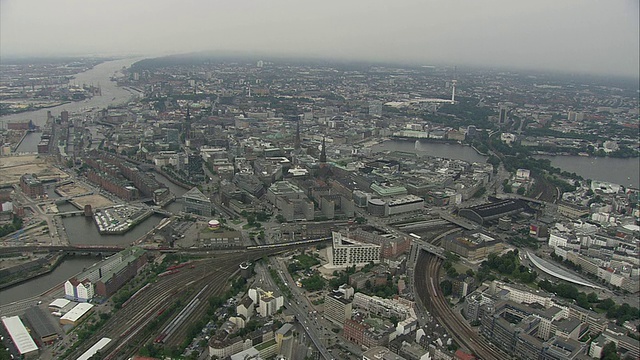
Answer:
xmin=60 ymin=303 xmax=94 ymax=326
xmin=23 ymin=306 xmax=58 ymax=345
xmin=1 ymin=316 xmax=39 ymax=359
xmin=48 ymin=298 xmax=71 ymax=312
xmin=458 ymin=199 xmax=528 ymax=225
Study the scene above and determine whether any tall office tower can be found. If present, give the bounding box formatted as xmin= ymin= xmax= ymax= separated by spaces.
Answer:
xmin=498 ymin=105 xmax=508 ymax=124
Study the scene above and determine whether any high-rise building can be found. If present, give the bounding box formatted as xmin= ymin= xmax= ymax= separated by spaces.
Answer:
xmin=369 ymin=101 xmax=382 ymax=117
xmin=498 ymin=105 xmax=508 ymax=124
xmin=324 ymin=291 xmax=352 ymax=325
xmin=567 ymin=111 xmax=584 ymax=122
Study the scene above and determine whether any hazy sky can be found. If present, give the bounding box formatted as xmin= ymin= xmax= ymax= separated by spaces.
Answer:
xmin=1 ymin=0 xmax=638 ymax=78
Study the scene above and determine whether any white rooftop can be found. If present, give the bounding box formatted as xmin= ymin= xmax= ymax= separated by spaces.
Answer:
xmin=60 ymin=302 xmax=94 ymax=322
xmin=1 ymin=316 xmax=38 ymax=355
xmin=77 ymin=337 xmax=112 ymax=360
xmin=49 ymin=298 xmax=70 ymax=309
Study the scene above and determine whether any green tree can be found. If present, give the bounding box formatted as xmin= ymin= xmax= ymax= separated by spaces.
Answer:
xmin=440 ymin=280 xmax=453 ymax=296
xmin=602 ymin=342 xmax=620 ymax=360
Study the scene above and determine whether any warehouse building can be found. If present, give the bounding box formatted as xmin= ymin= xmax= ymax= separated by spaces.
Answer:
xmin=60 ymin=303 xmax=94 ymax=327
xmin=23 ymin=306 xmax=58 ymax=345
xmin=77 ymin=337 xmax=112 ymax=360
xmin=65 ymin=247 xmax=147 ymax=301
xmin=1 ymin=316 xmax=39 ymax=359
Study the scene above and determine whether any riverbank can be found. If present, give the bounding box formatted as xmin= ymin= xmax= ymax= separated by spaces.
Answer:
xmin=0 ymin=253 xmax=66 ymax=290
xmin=0 ymin=101 xmax=72 ymax=117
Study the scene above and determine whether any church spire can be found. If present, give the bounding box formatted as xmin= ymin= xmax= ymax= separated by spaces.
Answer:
xmin=294 ymin=116 xmax=301 ymax=149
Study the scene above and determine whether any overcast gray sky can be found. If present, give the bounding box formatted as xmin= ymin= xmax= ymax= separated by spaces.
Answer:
xmin=1 ymin=0 xmax=638 ymax=77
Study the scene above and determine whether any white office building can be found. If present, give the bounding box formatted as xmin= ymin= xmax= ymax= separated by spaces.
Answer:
xmin=328 ymin=231 xmax=381 ymax=268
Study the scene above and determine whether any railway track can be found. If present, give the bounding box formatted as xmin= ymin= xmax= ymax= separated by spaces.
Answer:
xmin=67 ymin=255 xmax=238 ymax=359
xmin=67 ymin=246 xmax=310 ymax=359
xmin=415 ymin=252 xmax=508 ymax=360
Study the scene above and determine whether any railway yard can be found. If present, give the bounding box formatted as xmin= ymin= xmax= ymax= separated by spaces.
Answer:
xmin=63 ymin=249 xmax=281 ymax=360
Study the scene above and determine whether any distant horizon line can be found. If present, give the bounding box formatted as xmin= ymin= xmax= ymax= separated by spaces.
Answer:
xmin=1 ymin=50 xmax=639 ymax=83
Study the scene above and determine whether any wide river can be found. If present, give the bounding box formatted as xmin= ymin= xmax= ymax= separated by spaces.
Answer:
xmin=1 ymin=58 xmax=154 ymax=303
xmin=2 ymin=57 xmax=144 ymax=153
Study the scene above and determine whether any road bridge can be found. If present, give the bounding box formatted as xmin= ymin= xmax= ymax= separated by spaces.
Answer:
xmin=439 ymin=213 xmax=478 ymax=230
xmin=495 ymin=193 xmax=546 ymax=205
xmin=396 ymin=219 xmax=449 ymax=231
xmin=57 ymin=210 xmax=85 ymax=217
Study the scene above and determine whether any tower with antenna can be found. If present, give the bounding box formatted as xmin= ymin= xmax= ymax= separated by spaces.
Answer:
xmin=184 ymin=107 xmax=192 ymax=140
xmin=451 ymin=80 xmax=457 ymax=104
xmin=451 ymin=66 xmax=457 ymax=104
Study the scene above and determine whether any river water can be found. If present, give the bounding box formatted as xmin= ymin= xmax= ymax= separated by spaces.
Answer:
xmin=5 ymin=57 xmax=143 ymax=153
xmin=1 ymin=58 xmax=143 ymax=128
xmin=0 ymin=257 xmax=98 ymax=305
xmin=1 ymin=58 xmax=148 ymax=302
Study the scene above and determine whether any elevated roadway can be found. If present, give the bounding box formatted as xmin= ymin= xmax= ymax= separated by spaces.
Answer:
xmin=439 ymin=212 xmax=478 ymax=230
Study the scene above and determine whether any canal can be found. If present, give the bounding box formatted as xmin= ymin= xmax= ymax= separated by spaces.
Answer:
xmin=0 ymin=257 xmax=98 ymax=306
